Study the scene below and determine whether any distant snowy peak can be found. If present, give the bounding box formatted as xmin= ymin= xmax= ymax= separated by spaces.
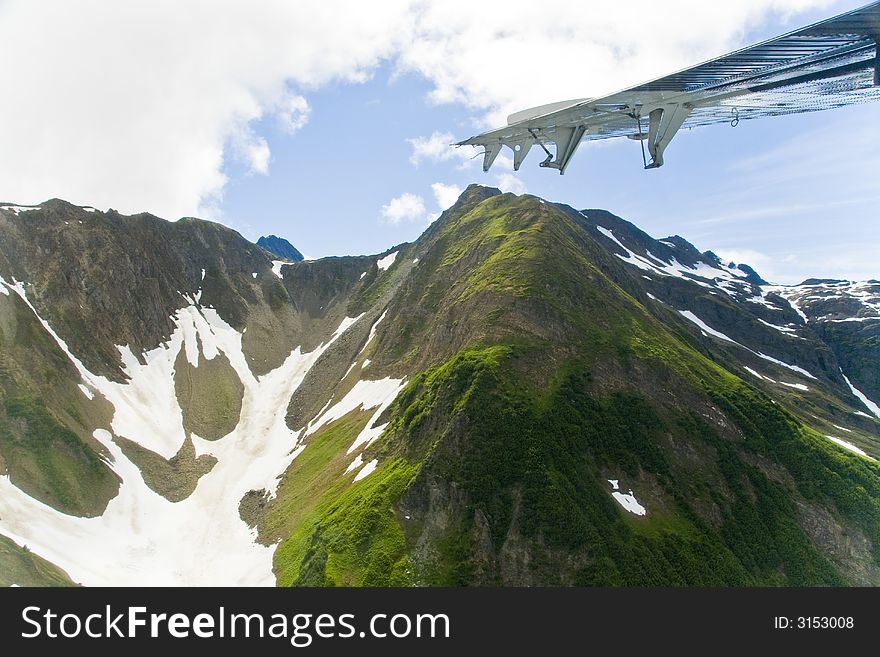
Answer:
xmin=578 ymin=209 xmax=766 ymax=298
xmin=767 ymin=279 xmax=880 ymax=324
xmin=257 ymin=235 xmax=304 ymax=262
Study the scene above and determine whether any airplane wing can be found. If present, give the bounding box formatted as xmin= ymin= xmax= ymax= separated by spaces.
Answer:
xmin=457 ymin=1 xmax=880 ymax=173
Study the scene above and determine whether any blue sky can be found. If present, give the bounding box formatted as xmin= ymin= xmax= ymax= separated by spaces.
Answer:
xmin=220 ymin=69 xmax=878 ymax=284
xmin=215 ymin=0 xmax=879 ymax=283
xmin=1 ymin=0 xmax=876 ymax=283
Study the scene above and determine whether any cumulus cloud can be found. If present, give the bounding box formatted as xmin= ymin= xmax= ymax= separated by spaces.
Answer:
xmin=0 ymin=0 xmax=410 ymax=219
xmin=431 ymin=182 xmax=463 ymax=209
xmin=495 ymin=173 xmax=527 ymax=195
xmin=0 ymin=0 xmax=826 ymax=220
xmin=381 ymin=192 xmax=427 ymax=224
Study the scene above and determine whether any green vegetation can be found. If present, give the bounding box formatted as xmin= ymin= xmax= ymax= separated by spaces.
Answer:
xmin=269 ymin=192 xmax=878 ymax=586
xmin=0 ymin=534 xmax=76 ymax=587
xmin=174 ymin=348 xmax=243 ymax=440
xmin=266 ymin=411 xmax=372 ymax=542
xmin=269 ymin=410 xmax=420 ymax=586
xmin=709 ymin=379 xmax=880 ymax=565
xmin=0 ymin=392 xmax=118 ymax=517
xmin=0 ymin=289 xmax=118 ymax=517
xmin=115 ymin=435 xmax=216 ymax=503
xmin=385 ymin=342 xmax=858 ymax=585
xmin=279 ymin=458 xmax=418 ymax=586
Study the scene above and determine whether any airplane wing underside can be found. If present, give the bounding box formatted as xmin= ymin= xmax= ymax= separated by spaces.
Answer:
xmin=458 ymin=1 xmax=880 ymax=173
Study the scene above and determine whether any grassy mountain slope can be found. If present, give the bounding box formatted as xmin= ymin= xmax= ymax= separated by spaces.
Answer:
xmin=265 ymin=186 xmax=880 ymax=586
xmin=0 ymin=286 xmax=119 ymax=517
xmin=0 ymin=534 xmax=76 ymax=587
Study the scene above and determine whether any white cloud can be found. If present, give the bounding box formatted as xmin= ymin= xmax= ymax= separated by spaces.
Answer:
xmin=714 ymin=249 xmax=780 ymax=278
xmin=231 ymin=127 xmax=271 ymax=175
xmin=0 ymin=0 xmax=828 ymax=220
xmin=395 ymin=0 xmax=829 ymax=127
xmin=276 ymin=93 xmax=311 ymax=135
xmin=408 ymin=131 xmax=480 ymax=167
xmin=431 ymin=182 xmax=462 ymax=210
xmin=380 ymin=192 xmax=426 ymax=224
xmin=495 ymin=173 xmax=527 ymax=195
xmin=0 ymin=0 xmax=411 ymax=219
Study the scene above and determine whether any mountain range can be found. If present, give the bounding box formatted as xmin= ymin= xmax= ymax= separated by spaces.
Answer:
xmin=0 ymin=187 xmax=877 ymax=587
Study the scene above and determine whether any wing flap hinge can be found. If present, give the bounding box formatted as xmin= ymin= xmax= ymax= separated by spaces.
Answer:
xmin=538 ymin=125 xmax=587 ymax=174
xmin=643 ymin=104 xmax=692 ymax=169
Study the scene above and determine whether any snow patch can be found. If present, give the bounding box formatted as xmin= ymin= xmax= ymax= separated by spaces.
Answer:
xmin=745 ymin=294 xmax=779 ymax=310
xmin=308 ymin=398 xmax=335 ymax=431
xmin=607 ymin=479 xmax=646 ymax=516
xmin=757 ymin=318 xmax=801 ymax=337
xmin=832 ymin=424 xmax=852 ymax=433
xmin=0 ymin=205 xmax=40 ymax=214
xmin=842 ymin=373 xmax=880 ymax=418
xmin=377 ymin=251 xmax=398 ymax=272
xmin=756 ymin=352 xmax=817 ymax=380
xmin=270 ymin=260 xmax=287 ymax=279
xmin=354 ymin=459 xmax=378 ymax=482
xmin=592 ymin=222 xmax=754 ymax=293
xmin=306 ymin=377 xmax=405 ymax=455
xmin=251 ymin=272 xmax=257 ymax=279
xmin=362 ymin=358 xmax=371 ymax=369
xmin=780 ymin=381 xmax=809 ymax=391
xmin=743 ymin=366 xmax=774 ymax=383
xmin=679 ymin=309 xmax=817 ymax=381
xmin=345 ymin=454 xmax=364 ymax=474
xmin=329 ymin=314 xmax=365 ymax=344
xmin=77 ymin=384 xmax=94 ymax=400
xmin=679 ymin=311 xmax=738 ymax=343
xmin=342 ymin=361 xmax=357 ymax=380
xmin=824 ymin=436 xmax=874 ymax=460
xmin=771 ymin=280 xmax=880 ymax=325
xmin=359 ymin=310 xmax=387 ymax=356
xmin=595 ymin=226 xmax=629 ymax=253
